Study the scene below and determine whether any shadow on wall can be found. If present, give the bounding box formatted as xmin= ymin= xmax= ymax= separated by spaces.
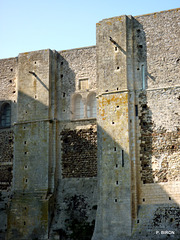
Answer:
xmin=57 ymin=54 xmax=76 ymax=121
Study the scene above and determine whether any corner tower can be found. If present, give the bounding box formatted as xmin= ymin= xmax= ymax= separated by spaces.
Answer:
xmin=93 ymin=15 xmax=138 ymax=239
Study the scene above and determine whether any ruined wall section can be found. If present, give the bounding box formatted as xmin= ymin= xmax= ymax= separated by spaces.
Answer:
xmin=60 ymin=123 xmax=97 ymax=178
xmin=0 ymin=57 xmax=17 ymax=189
xmin=50 ymin=120 xmax=97 ymax=239
xmin=0 ymin=57 xmax=17 ymax=238
xmin=49 ymin=47 xmax=97 ymax=239
xmin=0 ymin=131 xmax=13 ymax=190
xmin=134 ymin=9 xmax=180 ymax=188
xmin=131 ymin=9 xmax=180 ymax=239
xmin=139 ymin=89 xmax=180 ymax=185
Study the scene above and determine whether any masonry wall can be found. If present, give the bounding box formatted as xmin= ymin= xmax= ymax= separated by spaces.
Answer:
xmin=0 ymin=57 xmax=17 ymax=239
xmin=7 ymin=49 xmax=58 ymax=240
xmin=57 ymin=46 xmax=96 ymax=121
xmin=0 ymin=8 xmax=179 ymax=240
xmin=60 ymin=124 xmax=97 ymax=178
xmin=49 ymin=47 xmax=98 ymax=239
xmin=50 ymin=120 xmax=97 ymax=239
xmin=0 ymin=57 xmax=17 ymax=190
xmin=93 ymin=16 xmax=134 ymax=240
xmin=0 ymin=57 xmax=17 ymax=102
xmin=135 ymin=8 xmax=180 ymax=199
xmin=132 ymin=9 xmax=180 ymax=239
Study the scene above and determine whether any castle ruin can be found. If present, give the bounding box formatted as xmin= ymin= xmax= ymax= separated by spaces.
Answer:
xmin=0 ymin=8 xmax=180 ymax=240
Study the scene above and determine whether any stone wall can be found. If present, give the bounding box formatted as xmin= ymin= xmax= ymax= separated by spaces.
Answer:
xmin=135 ymin=9 xmax=180 ymax=188
xmin=135 ymin=9 xmax=180 ymax=89
xmin=139 ymin=88 xmax=180 ymax=184
xmin=133 ymin=9 xmax=180 ymax=239
xmin=60 ymin=126 xmax=97 ymax=178
xmin=131 ymin=204 xmax=180 ymax=239
xmin=0 ymin=8 xmax=179 ymax=240
xmin=50 ymin=178 xmax=97 ymax=240
xmin=57 ymin=47 xmax=96 ymax=121
xmin=0 ymin=57 xmax=17 ymax=101
xmin=0 ymin=57 xmax=17 ymax=190
xmin=0 ymin=57 xmax=17 ymax=238
xmin=0 ymin=130 xmax=13 ymax=163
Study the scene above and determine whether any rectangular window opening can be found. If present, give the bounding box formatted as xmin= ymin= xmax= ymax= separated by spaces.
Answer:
xmin=135 ymin=105 xmax=138 ymax=116
xmin=122 ymin=150 xmax=124 ymax=167
xmin=79 ymin=79 xmax=89 ymax=90
xmin=141 ymin=64 xmax=145 ymax=90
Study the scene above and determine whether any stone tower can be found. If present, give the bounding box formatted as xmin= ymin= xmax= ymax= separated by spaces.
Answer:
xmin=7 ymin=50 xmax=58 ymax=240
xmin=93 ymin=15 xmax=142 ymax=239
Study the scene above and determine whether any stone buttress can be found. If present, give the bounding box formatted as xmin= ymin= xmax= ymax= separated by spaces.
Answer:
xmin=93 ymin=16 xmax=140 ymax=239
xmin=7 ymin=49 xmax=58 ymax=240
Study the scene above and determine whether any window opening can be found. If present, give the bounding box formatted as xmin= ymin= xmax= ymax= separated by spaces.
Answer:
xmin=122 ymin=150 xmax=124 ymax=167
xmin=79 ymin=79 xmax=89 ymax=90
xmin=135 ymin=105 xmax=138 ymax=116
xmin=74 ymin=95 xmax=84 ymax=119
xmin=141 ymin=64 xmax=145 ymax=89
xmin=0 ymin=103 xmax=11 ymax=128
xmin=87 ymin=93 xmax=96 ymax=118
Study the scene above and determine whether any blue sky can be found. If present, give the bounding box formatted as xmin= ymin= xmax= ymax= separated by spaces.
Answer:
xmin=0 ymin=0 xmax=179 ymax=59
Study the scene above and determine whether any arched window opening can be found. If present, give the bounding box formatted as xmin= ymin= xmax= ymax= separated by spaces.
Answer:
xmin=0 ymin=103 xmax=11 ymax=128
xmin=74 ymin=95 xmax=84 ymax=119
xmin=87 ymin=93 xmax=96 ymax=118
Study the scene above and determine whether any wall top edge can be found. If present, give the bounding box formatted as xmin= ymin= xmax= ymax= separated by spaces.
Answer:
xmin=0 ymin=56 xmax=18 ymax=61
xmin=1 ymin=8 xmax=179 ymax=61
xmin=18 ymin=48 xmax=51 ymax=57
xmin=134 ymin=7 xmax=180 ymax=19
xmin=59 ymin=45 xmax=96 ymax=53
xmin=0 ymin=46 xmax=97 ymax=60
xmin=96 ymin=7 xmax=180 ymax=24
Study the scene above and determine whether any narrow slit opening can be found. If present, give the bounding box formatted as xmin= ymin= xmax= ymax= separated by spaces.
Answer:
xmin=122 ymin=150 xmax=124 ymax=167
